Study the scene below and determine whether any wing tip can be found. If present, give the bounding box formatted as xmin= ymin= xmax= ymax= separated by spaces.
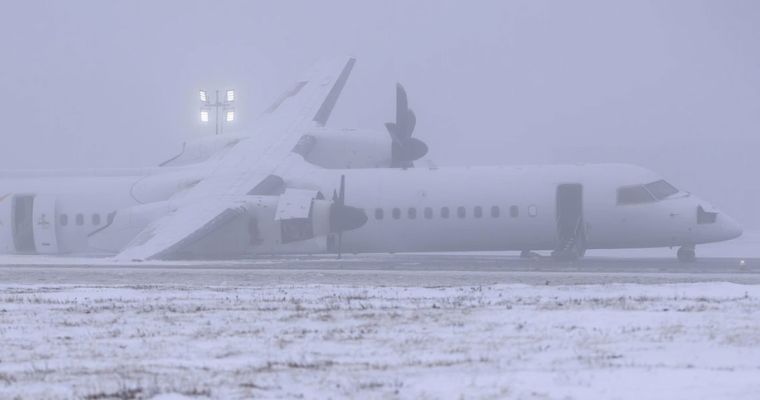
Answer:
xmin=311 ymin=56 xmax=357 ymax=125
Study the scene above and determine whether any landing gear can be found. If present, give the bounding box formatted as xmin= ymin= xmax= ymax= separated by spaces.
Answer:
xmin=551 ymin=246 xmax=585 ymax=261
xmin=677 ymin=245 xmax=696 ymax=263
xmin=521 ymin=250 xmax=540 ymax=259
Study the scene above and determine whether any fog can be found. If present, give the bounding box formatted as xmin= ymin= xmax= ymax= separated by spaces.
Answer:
xmin=1 ymin=0 xmax=758 ymax=227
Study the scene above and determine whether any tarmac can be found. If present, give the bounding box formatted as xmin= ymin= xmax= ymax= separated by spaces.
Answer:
xmin=1 ymin=253 xmax=759 ymax=286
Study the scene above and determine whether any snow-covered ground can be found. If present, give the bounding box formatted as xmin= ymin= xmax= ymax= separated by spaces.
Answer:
xmin=2 ymin=282 xmax=760 ymax=399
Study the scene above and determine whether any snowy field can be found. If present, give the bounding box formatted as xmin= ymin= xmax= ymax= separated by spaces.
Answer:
xmin=2 ymin=282 xmax=760 ymax=399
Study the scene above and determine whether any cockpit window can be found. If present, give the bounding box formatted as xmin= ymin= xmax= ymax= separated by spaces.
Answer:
xmin=644 ymin=180 xmax=679 ymax=200
xmin=617 ymin=185 xmax=655 ymax=205
xmin=618 ymin=180 xmax=679 ymax=205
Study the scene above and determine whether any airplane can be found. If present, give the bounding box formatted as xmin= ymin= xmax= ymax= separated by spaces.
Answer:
xmin=0 ymin=57 xmax=743 ymax=263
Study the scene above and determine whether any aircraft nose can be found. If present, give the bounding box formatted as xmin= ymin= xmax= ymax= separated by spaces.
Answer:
xmin=721 ymin=213 xmax=743 ymax=240
xmin=692 ymin=200 xmax=743 ymax=243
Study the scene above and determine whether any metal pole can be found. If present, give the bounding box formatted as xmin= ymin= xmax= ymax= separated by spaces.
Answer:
xmin=200 ymin=88 xmax=232 ymax=135
xmin=220 ymin=94 xmax=225 ymax=135
xmin=214 ymin=90 xmax=220 ymax=135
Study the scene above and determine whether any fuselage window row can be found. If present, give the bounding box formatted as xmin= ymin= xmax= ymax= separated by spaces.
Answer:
xmin=373 ymin=205 xmax=524 ymax=221
xmin=58 ymin=213 xmax=104 ymax=227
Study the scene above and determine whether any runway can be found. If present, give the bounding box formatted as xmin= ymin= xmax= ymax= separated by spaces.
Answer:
xmin=2 ymin=254 xmax=759 ymax=286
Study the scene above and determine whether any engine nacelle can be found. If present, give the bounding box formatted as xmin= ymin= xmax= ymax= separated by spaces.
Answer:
xmin=298 ymin=128 xmax=392 ymax=169
xmin=160 ymin=126 xmax=418 ymax=170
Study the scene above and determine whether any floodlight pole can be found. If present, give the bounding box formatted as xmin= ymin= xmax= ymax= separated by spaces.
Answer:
xmin=200 ymin=88 xmax=234 ymax=135
xmin=215 ymin=90 xmax=220 ymax=135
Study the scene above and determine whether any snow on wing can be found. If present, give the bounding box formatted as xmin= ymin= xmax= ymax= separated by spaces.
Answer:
xmin=183 ymin=56 xmax=356 ymax=199
xmin=114 ymin=57 xmax=356 ymax=261
xmin=114 ymin=199 xmax=248 ymax=261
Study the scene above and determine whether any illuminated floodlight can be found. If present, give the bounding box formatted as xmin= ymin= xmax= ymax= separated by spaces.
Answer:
xmin=197 ymin=88 xmax=237 ymax=134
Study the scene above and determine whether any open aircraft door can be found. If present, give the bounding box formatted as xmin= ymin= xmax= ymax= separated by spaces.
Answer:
xmin=0 ymin=194 xmax=13 ymax=253
xmin=553 ymin=183 xmax=585 ymax=260
xmin=32 ymin=195 xmax=59 ymax=254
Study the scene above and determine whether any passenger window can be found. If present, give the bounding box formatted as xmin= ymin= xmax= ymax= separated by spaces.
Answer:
xmin=491 ymin=206 xmax=500 ymax=218
xmin=76 ymin=214 xmax=84 ymax=226
xmin=457 ymin=206 xmax=466 ymax=218
xmin=375 ymin=208 xmax=384 ymax=220
xmin=528 ymin=205 xmax=537 ymax=217
xmin=510 ymin=205 xmax=519 ymax=218
xmin=107 ymin=212 xmax=116 ymax=224
xmin=408 ymin=208 xmax=417 ymax=219
xmin=474 ymin=206 xmax=482 ymax=218
xmin=60 ymin=214 xmax=68 ymax=226
xmin=92 ymin=214 xmax=101 ymax=226
xmin=617 ymin=185 xmax=655 ymax=205
xmin=424 ymin=207 xmax=433 ymax=219
xmin=392 ymin=208 xmax=401 ymax=220
xmin=441 ymin=207 xmax=450 ymax=219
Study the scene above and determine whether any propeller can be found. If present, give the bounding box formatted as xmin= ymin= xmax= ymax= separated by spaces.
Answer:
xmin=385 ymin=83 xmax=428 ymax=168
xmin=329 ymin=175 xmax=367 ymax=258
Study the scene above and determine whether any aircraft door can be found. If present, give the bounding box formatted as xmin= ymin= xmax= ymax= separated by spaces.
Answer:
xmin=554 ymin=184 xmax=585 ymax=259
xmin=0 ymin=194 xmax=14 ymax=253
xmin=32 ymin=195 xmax=59 ymax=254
xmin=12 ymin=195 xmax=36 ymax=253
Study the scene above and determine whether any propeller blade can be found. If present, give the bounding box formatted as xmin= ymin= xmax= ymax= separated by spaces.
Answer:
xmin=337 ymin=232 xmax=343 ymax=259
xmin=396 ymin=83 xmax=408 ymax=122
xmin=401 ymin=108 xmax=416 ymax=139
xmin=328 ymin=174 xmax=367 ymax=258
xmin=386 ymin=83 xmax=427 ymax=168
xmin=385 ymin=122 xmax=401 ymax=144
xmin=339 ymin=175 xmax=346 ymax=205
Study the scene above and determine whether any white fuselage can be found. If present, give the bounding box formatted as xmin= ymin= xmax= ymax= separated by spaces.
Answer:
xmin=0 ymin=163 xmax=742 ymax=258
xmin=303 ymin=164 xmax=741 ymax=253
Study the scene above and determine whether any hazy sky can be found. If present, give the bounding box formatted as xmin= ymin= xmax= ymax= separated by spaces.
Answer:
xmin=1 ymin=1 xmax=758 ymax=225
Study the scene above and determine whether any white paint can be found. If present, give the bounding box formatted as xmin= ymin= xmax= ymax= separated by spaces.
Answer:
xmin=31 ymin=195 xmax=59 ymax=254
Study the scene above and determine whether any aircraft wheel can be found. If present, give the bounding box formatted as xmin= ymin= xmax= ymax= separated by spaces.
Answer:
xmin=576 ymin=235 xmax=587 ymax=258
xmin=677 ymin=246 xmax=696 ymax=263
xmin=551 ymin=247 xmax=584 ymax=262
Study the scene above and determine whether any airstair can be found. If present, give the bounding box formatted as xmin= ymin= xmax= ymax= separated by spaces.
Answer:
xmin=552 ymin=216 xmax=585 ymax=261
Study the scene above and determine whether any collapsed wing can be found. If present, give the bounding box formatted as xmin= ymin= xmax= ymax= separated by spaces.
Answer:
xmin=183 ymin=56 xmax=355 ymax=200
xmin=114 ymin=57 xmax=355 ymax=261
xmin=115 ymin=199 xmax=247 ymax=261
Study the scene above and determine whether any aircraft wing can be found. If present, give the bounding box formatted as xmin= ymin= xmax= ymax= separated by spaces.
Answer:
xmin=183 ymin=56 xmax=355 ymax=199
xmin=115 ymin=199 xmax=248 ymax=261
xmin=114 ymin=56 xmax=355 ymax=261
